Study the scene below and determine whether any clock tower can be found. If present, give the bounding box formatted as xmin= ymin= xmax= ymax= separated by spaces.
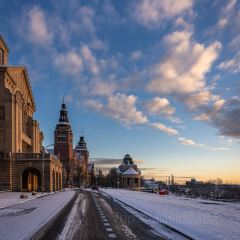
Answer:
xmin=54 ymin=99 xmax=73 ymax=186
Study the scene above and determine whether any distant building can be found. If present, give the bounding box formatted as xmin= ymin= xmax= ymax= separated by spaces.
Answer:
xmin=73 ymin=136 xmax=89 ymax=187
xmin=143 ymin=178 xmax=158 ymax=190
xmin=109 ymin=154 xmax=141 ymax=189
xmin=0 ymin=36 xmax=62 ymax=192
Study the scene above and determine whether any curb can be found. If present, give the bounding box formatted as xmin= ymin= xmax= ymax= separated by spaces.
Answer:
xmin=100 ymin=190 xmax=194 ymax=240
xmin=30 ymin=191 xmax=78 ymax=240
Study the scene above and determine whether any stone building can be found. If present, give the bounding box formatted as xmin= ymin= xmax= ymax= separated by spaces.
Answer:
xmin=73 ymin=136 xmax=89 ymax=187
xmin=109 ymin=154 xmax=141 ymax=189
xmin=53 ymin=100 xmax=93 ymax=188
xmin=54 ymin=101 xmax=73 ymax=187
xmin=0 ymin=36 xmax=62 ymax=192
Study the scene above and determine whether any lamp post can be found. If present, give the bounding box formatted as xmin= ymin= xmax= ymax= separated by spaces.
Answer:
xmin=42 ymin=144 xmax=54 ymax=194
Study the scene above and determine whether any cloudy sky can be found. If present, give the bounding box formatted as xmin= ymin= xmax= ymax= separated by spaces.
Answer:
xmin=1 ymin=0 xmax=240 ymax=183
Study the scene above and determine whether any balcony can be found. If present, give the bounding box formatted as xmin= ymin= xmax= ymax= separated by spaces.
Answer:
xmin=13 ymin=153 xmax=51 ymax=160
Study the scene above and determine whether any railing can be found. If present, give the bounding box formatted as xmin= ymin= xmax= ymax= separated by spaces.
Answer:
xmin=0 ymin=152 xmax=61 ymax=164
xmin=13 ymin=153 xmax=51 ymax=160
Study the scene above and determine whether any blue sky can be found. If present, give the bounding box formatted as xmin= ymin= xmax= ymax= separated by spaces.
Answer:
xmin=1 ymin=0 xmax=240 ymax=183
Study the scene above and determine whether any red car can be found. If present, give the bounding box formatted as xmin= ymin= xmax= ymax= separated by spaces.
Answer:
xmin=159 ymin=189 xmax=169 ymax=195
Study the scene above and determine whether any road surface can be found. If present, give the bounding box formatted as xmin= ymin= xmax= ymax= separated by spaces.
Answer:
xmin=55 ymin=190 xmax=166 ymax=240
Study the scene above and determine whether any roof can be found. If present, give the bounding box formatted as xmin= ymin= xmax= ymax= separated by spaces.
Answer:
xmin=122 ymin=154 xmax=134 ymax=165
xmin=116 ymin=167 xmax=122 ymax=174
xmin=122 ymin=167 xmax=139 ymax=175
xmin=0 ymin=35 xmax=9 ymax=52
xmin=0 ymin=66 xmax=36 ymax=111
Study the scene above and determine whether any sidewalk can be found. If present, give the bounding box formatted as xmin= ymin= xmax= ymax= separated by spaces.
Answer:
xmin=0 ymin=192 xmax=52 ymax=209
xmin=0 ymin=190 xmax=76 ymax=240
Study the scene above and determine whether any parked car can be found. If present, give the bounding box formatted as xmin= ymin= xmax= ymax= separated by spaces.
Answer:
xmin=92 ymin=186 xmax=99 ymax=191
xmin=159 ymin=189 xmax=169 ymax=195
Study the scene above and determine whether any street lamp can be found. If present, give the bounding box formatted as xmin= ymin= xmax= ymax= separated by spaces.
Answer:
xmin=42 ymin=144 xmax=54 ymax=194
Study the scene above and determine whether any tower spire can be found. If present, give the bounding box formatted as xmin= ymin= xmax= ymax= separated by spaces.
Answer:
xmin=59 ymin=97 xmax=69 ymax=123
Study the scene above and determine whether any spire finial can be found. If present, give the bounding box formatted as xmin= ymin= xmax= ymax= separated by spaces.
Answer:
xmin=80 ymin=128 xmax=84 ymax=137
xmin=63 ymin=93 xmax=66 ymax=104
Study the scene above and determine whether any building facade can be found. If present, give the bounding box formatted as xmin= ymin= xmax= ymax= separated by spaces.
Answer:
xmin=54 ymin=101 xmax=73 ymax=187
xmin=73 ymin=136 xmax=89 ymax=187
xmin=0 ymin=36 xmax=62 ymax=192
xmin=109 ymin=154 xmax=141 ymax=189
xmin=53 ymin=101 xmax=93 ymax=188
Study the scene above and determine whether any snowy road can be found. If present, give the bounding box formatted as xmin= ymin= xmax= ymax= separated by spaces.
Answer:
xmin=57 ymin=190 xmax=172 ymax=240
xmin=0 ymin=190 xmax=75 ymax=240
xmin=100 ymin=189 xmax=240 ymax=240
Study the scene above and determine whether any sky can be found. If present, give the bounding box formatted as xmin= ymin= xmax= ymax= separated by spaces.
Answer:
xmin=1 ymin=0 xmax=240 ymax=183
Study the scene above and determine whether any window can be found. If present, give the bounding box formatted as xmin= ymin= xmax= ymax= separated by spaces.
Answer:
xmin=0 ymin=105 xmax=5 ymax=120
xmin=57 ymin=137 xmax=67 ymax=143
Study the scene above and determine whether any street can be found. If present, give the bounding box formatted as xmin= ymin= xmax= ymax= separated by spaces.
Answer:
xmin=55 ymin=190 xmax=166 ymax=240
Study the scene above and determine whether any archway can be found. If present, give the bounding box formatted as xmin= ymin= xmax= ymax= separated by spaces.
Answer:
xmin=22 ymin=168 xmax=41 ymax=192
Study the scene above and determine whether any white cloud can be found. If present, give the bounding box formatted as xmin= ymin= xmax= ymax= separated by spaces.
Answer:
xmin=217 ymin=17 xmax=228 ymax=28
xmin=229 ymin=34 xmax=240 ymax=50
xmin=77 ymin=6 xmax=95 ymax=33
xmin=213 ymin=99 xmax=225 ymax=111
xmin=146 ymin=97 xmax=175 ymax=116
xmin=88 ymin=80 xmax=116 ymax=96
xmin=178 ymin=137 xmax=204 ymax=147
xmin=80 ymin=45 xmax=100 ymax=75
xmin=55 ymin=51 xmax=84 ymax=75
xmin=85 ymin=93 xmax=148 ymax=125
xmin=147 ymin=30 xmax=221 ymax=104
xmin=150 ymin=122 xmax=178 ymax=135
xmin=218 ymin=51 xmax=240 ymax=73
xmin=130 ymin=50 xmax=143 ymax=60
xmin=106 ymin=93 xmax=148 ymax=125
xmin=194 ymin=99 xmax=225 ymax=121
xmin=208 ymin=147 xmax=229 ymax=151
xmin=84 ymin=99 xmax=103 ymax=111
xmin=184 ymin=91 xmax=212 ymax=110
xmin=211 ymin=0 xmax=237 ymax=32
xmin=133 ymin=0 xmax=193 ymax=28
xmin=89 ymin=38 xmax=108 ymax=51
xmin=178 ymin=136 xmax=230 ymax=151
xmin=27 ymin=6 xmax=52 ymax=44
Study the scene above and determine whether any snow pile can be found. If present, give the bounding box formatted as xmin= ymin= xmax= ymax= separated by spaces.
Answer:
xmin=101 ymin=189 xmax=240 ymax=240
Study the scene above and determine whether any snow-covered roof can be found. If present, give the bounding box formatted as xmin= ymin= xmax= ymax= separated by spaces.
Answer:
xmin=122 ymin=167 xmax=139 ymax=175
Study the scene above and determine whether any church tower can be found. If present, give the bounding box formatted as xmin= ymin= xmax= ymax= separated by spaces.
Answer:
xmin=54 ymin=98 xmax=73 ymax=186
xmin=73 ymin=136 xmax=89 ymax=187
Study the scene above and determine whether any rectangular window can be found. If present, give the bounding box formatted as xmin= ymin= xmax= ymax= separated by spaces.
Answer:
xmin=57 ymin=137 xmax=66 ymax=143
xmin=0 ymin=105 xmax=5 ymax=120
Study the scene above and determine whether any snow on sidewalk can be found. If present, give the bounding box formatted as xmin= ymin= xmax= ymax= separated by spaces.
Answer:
xmin=0 ymin=192 xmax=50 ymax=209
xmin=101 ymin=189 xmax=240 ymax=240
xmin=0 ymin=190 xmax=75 ymax=240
